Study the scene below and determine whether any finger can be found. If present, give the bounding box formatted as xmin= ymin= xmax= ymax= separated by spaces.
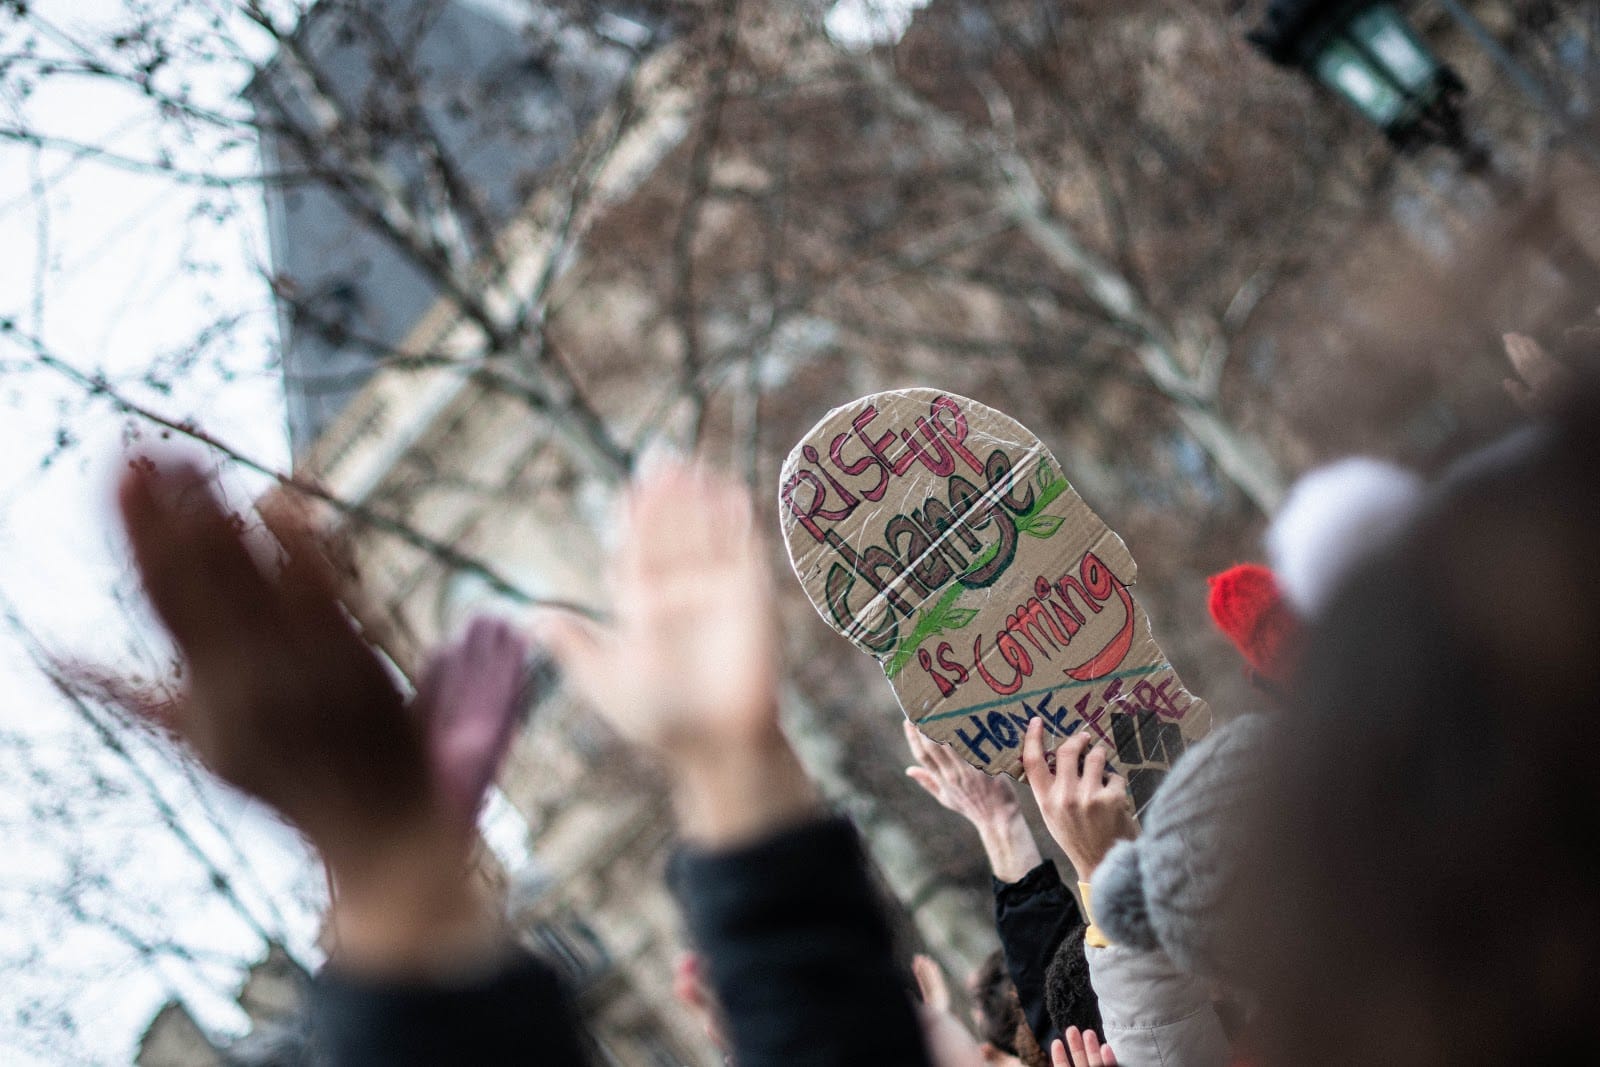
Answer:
xmin=1099 ymin=770 xmax=1132 ymax=805
xmin=1051 ymin=1038 xmax=1070 ymax=1067
xmin=708 ymin=471 xmax=755 ymax=561
xmin=1504 ymin=377 xmax=1536 ymax=413
xmin=256 ymin=488 xmax=347 ymax=632
xmin=1021 ymin=716 xmax=1053 ymax=794
xmin=1080 ymin=743 xmax=1109 ymax=800
xmin=1083 ymin=1028 xmax=1102 ymax=1065
xmin=118 ymin=457 xmax=274 ymax=654
xmin=464 ymin=615 xmax=525 ymax=677
xmin=427 ymin=616 xmax=528 ymax=818
xmin=629 ymin=461 xmax=709 ymax=575
xmin=1055 ymin=731 xmax=1092 ymax=791
xmin=1102 ymin=1041 xmax=1117 ymax=1066
xmin=1066 ymin=1025 xmax=1087 ymax=1064
xmin=908 ymin=722 xmax=957 ymax=780
xmin=905 ymin=766 xmax=942 ymax=800
xmin=702 ymin=462 xmax=755 ymax=563
xmin=1503 ymin=332 xmax=1543 ymax=378
xmin=903 ymin=718 xmax=932 ymax=766
xmin=938 ymin=740 xmax=996 ymax=789
xmin=923 ymin=729 xmax=969 ymax=777
xmin=910 ymin=953 xmax=951 ymax=1012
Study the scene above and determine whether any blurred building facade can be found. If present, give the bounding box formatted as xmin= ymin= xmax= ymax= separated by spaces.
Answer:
xmin=164 ymin=1 xmax=1010 ymax=1063
xmin=251 ymin=0 xmax=656 ymax=455
xmin=147 ymin=0 xmax=1600 ymax=1063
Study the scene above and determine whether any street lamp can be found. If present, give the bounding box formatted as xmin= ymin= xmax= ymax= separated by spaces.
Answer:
xmin=1250 ymin=0 xmax=1468 ymax=153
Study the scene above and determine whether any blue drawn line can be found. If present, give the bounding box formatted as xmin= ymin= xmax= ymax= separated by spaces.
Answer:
xmin=915 ymin=663 xmax=1170 ymax=724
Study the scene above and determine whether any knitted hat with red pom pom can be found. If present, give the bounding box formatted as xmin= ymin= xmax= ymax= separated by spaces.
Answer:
xmin=1206 ymin=563 xmax=1299 ymax=688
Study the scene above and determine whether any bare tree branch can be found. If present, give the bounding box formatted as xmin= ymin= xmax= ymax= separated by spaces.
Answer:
xmin=3 ymin=321 xmax=604 ymax=620
xmin=671 ymin=0 xmax=742 ymax=443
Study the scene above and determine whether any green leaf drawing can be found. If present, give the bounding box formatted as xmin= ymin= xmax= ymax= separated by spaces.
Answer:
xmin=884 ymin=584 xmax=980 ymax=679
xmin=892 ymin=463 xmax=1074 ymax=679
xmin=1010 ymin=465 xmax=1071 ymax=539
xmin=1026 ymin=468 xmax=1070 ymax=516
xmin=1018 ymin=513 xmax=1064 ymax=538
xmin=943 ymin=607 xmax=978 ymax=628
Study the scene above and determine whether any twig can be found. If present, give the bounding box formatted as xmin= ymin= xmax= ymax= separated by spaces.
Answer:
xmin=0 ymin=591 xmax=292 ymax=960
xmin=670 ymin=0 xmax=742 ymax=444
xmin=4 ymin=322 xmax=605 ymax=621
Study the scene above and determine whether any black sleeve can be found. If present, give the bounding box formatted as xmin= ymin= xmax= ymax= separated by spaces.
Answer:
xmin=993 ymin=859 xmax=1082 ymax=1049
xmin=311 ymin=949 xmax=590 ymax=1066
xmin=676 ymin=816 xmax=931 ymax=1067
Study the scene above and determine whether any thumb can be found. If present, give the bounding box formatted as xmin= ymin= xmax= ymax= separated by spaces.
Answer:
xmin=910 ymin=953 xmax=951 ymax=1011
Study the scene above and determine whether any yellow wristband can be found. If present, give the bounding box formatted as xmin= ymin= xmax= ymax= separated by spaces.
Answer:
xmin=1079 ymin=881 xmax=1112 ymax=948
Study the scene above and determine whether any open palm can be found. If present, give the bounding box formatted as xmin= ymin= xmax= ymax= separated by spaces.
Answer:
xmin=544 ymin=461 xmax=781 ymax=758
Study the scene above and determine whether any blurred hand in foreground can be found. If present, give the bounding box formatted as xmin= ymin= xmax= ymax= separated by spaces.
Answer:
xmin=1503 ymin=332 xmax=1573 ymax=414
xmin=912 ymin=954 xmax=1028 ymax=1067
xmin=418 ymin=615 xmax=528 ymax=826
xmin=118 ymin=456 xmax=523 ymax=973
xmin=541 ymin=459 xmax=816 ymax=847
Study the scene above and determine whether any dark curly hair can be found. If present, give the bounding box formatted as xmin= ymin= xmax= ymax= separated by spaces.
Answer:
xmin=1044 ymin=922 xmax=1102 ymax=1038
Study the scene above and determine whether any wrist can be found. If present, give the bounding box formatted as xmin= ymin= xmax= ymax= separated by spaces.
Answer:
xmin=323 ymin=817 xmax=501 ymax=978
xmin=328 ymin=861 xmax=501 ymax=978
xmin=1066 ymin=848 xmax=1107 ymax=884
xmin=668 ymin=729 xmax=821 ymax=849
xmin=978 ymin=812 xmax=1042 ymax=883
xmin=973 ymin=803 xmax=1023 ymax=836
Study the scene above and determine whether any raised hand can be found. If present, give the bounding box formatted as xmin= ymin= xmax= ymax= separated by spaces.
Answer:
xmin=542 ymin=460 xmax=779 ymax=755
xmin=1021 ymin=719 xmax=1137 ymax=883
xmin=118 ymin=457 xmax=517 ymax=973
xmin=541 ymin=459 xmax=815 ymax=846
xmin=905 ymin=719 xmax=1042 ymax=882
xmin=905 ymin=719 xmax=1021 ymax=826
xmin=911 ymin=953 xmax=954 ymax=1014
xmin=119 ymin=458 xmax=427 ymax=867
xmin=912 ymin=954 xmax=992 ymax=1067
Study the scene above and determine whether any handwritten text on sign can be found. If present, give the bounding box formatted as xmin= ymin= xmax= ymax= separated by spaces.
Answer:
xmin=778 ymin=388 xmax=1211 ymax=792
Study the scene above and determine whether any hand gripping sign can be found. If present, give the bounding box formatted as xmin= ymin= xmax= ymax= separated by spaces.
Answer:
xmin=779 ymin=389 xmax=1211 ymax=811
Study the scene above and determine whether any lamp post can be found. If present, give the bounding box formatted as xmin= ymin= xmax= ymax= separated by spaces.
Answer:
xmin=1250 ymin=0 xmax=1472 ymax=157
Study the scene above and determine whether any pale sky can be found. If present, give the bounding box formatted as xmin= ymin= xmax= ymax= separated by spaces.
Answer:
xmin=0 ymin=6 xmax=425 ymax=1066
xmin=0 ymin=2 xmax=326 ymax=1062
xmin=0 ymin=0 xmax=910 ymax=1061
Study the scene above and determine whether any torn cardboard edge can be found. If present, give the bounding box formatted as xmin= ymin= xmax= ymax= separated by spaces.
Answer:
xmin=778 ymin=388 xmax=1211 ymax=797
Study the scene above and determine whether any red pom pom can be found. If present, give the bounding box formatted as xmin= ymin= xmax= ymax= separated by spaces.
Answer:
xmin=1207 ymin=564 xmax=1300 ymax=685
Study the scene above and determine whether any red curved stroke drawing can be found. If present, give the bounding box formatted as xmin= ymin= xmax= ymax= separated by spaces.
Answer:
xmin=1062 ymin=578 xmax=1135 ymax=681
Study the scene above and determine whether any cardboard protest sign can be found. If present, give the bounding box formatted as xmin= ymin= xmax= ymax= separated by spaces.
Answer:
xmin=779 ymin=389 xmax=1211 ymax=810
